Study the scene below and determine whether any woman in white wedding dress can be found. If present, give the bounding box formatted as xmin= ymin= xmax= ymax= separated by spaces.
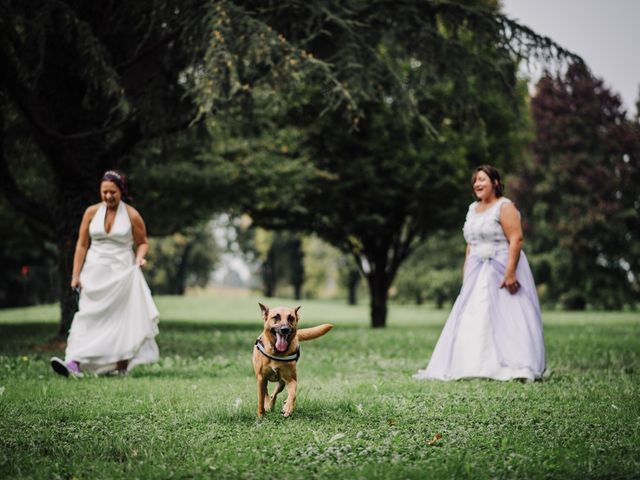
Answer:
xmin=414 ymin=165 xmax=545 ymax=381
xmin=51 ymin=171 xmax=159 ymax=377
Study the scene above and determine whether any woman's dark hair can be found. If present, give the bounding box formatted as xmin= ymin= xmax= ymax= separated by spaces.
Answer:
xmin=471 ymin=164 xmax=504 ymax=198
xmin=101 ymin=170 xmax=132 ymax=203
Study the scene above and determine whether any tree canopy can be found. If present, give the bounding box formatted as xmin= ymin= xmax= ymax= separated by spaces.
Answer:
xmin=1 ymin=0 xmax=582 ymax=331
xmin=215 ymin=0 xmax=578 ymax=326
xmin=1 ymin=0 xmax=217 ymax=333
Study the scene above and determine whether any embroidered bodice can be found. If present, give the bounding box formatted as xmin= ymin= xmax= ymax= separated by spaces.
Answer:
xmin=463 ymin=197 xmax=512 ymax=258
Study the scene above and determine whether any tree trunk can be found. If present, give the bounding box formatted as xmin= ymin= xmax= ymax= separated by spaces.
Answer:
xmin=347 ymin=270 xmax=359 ymax=305
xmin=172 ymin=242 xmax=194 ymax=295
xmin=55 ymin=184 xmax=91 ymax=337
xmin=368 ymin=267 xmax=389 ymax=328
xmin=293 ymin=283 xmax=302 ymax=301
xmin=53 ymin=153 xmax=107 ymax=336
xmin=56 ymin=234 xmax=77 ymax=338
xmin=289 ymin=237 xmax=304 ymax=301
xmin=415 ymin=292 xmax=423 ymax=305
xmin=348 ymin=282 xmax=357 ymax=306
xmin=262 ymin=248 xmax=276 ymax=297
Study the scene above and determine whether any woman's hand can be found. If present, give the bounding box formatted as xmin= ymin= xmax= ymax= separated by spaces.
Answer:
xmin=70 ymin=275 xmax=81 ymax=290
xmin=136 ymin=257 xmax=147 ymax=268
xmin=500 ymin=272 xmax=520 ymax=295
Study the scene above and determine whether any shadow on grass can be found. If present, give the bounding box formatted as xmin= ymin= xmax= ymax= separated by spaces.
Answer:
xmin=0 ymin=320 xmax=380 ymax=357
xmin=0 ymin=321 xmax=256 ymax=355
xmin=3 ymin=321 xmax=638 ymax=380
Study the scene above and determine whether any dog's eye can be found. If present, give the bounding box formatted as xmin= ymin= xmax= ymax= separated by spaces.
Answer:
xmin=274 ymin=314 xmax=281 ymax=322
xmin=287 ymin=315 xmax=294 ymax=322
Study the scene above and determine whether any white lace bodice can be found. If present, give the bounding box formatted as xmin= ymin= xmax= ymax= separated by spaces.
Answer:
xmin=463 ymin=197 xmax=512 ymax=258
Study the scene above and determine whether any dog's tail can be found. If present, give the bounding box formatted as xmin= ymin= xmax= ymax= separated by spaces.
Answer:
xmin=297 ymin=324 xmax=333 ymax=342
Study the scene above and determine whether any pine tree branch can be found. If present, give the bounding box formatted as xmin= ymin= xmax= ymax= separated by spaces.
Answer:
xmin=0 ymin=101 xmax=54 ymax=228
xmin=0 ymin=3 xmax=131 ymax=142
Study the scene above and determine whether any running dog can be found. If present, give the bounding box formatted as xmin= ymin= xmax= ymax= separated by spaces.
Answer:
xmin=253 ymin=303 xmax=332 ymax=418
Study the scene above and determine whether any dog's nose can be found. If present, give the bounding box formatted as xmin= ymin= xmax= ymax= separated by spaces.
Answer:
xmin=279 ymin=327 xmax=292 ymax=335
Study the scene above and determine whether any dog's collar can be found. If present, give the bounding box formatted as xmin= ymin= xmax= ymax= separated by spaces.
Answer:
xmin=255 ymin=337 xmax=300 ymax=362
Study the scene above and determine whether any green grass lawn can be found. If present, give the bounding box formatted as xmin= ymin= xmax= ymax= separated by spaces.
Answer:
xmin=1 ymin=296 xmax=639 ymax=479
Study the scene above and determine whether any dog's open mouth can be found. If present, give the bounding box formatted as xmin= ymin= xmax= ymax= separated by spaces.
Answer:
xmin=272 ymin=330 xmax=291 ymax=352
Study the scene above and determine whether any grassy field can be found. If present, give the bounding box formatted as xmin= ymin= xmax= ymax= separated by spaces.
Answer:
xmin=0 ymin=296 xmax=638 ymax=479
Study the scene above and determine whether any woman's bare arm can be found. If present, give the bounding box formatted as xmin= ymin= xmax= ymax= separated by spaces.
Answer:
xmin=127 ymin=205 xmax=149 ymax=266
xmin=499 ymin=202 xmax=523 ymax=295
xmin=71 ymin=205 xmax=99 ymax=288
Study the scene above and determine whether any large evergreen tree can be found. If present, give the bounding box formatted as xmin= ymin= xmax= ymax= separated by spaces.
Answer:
xmin=0 ymin=1 xmax=216 ymax=334
xmin=0 ymin=0 xmax=317 ymax=334
xmin=217 ymin=1 xmax=577 ymax=327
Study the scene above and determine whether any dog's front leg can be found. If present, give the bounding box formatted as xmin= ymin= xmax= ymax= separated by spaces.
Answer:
xmin=267 ymin=380 xmax=285 ymax=412
xmin=282 ymin=378 xmax=297 ymax=417
xmin=257 ymin=375 xmax=268 ymax=418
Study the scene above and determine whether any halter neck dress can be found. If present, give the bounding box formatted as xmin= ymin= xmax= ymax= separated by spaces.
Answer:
xmin=414 ymin=197 xmax=545 ymax=381
xmin=65 ymin=201 xmax=160 ymax=374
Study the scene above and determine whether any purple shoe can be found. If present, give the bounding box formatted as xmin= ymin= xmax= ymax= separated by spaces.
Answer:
xmin=50 ymin=357 xmax=84 ymax=378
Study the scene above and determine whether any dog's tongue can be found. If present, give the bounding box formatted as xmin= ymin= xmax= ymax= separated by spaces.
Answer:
xmin=275 ymin=333 xmax=289 ymax=352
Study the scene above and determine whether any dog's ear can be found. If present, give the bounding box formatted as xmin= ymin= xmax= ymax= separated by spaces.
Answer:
xmin=259 ymin=302 xmax=269 ymax=321
xmin=294 ymin=305 xmax=301 ymax=318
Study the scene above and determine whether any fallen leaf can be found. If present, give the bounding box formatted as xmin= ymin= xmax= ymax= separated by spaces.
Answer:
xmin=427 ymin=433 xmax=443 ymax=446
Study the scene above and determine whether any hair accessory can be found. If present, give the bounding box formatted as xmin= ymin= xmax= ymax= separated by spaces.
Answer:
xmin=103 ymin=170 xmax=122 ymax=180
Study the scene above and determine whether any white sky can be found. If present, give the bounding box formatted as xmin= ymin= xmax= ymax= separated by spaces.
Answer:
xmin=501 ymin=0 xmax=640 ymax=116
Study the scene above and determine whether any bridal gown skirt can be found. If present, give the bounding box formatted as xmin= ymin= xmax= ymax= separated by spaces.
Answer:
xmin=414 ymin=252 xmax=545 ymax=381
xmin=65 ymin=249 xmax=160 ymax=374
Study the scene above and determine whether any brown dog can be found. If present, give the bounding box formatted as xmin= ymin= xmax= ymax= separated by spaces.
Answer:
xmin=253 ymin=303 xmax=332 ymax=418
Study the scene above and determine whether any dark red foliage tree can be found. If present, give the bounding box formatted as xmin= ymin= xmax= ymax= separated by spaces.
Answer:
xmin=512 ymin=64 xmax=640 ymax=309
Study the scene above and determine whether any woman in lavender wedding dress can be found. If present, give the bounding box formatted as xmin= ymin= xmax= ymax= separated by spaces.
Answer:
xmin=50 ymin=171 xmax=159 ymax=377
xmin=414 ymin=165 xmax=545 ymax=381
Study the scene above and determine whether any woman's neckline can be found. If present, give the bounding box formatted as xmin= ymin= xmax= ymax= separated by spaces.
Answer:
xmin=103 ymin=201 xmax=121 ymax=235
xmin=474 ymin=198 xmax=501 ymax=214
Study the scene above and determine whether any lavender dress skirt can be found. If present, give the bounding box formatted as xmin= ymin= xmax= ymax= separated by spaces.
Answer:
xmin=414 ymin=249 xmax=545 ymax=381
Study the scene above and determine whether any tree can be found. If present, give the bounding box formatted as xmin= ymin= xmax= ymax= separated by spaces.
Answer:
xmin=252 ymin=229 xmax=305 ymax=299
xmin=394 ymin=231 xmax=466 ymax=308
xmin=145 ymin=222 xmax=219 ymax=295
xmin=219 ymin=1 xmax=577 ymax=327
xmin=511 ymin=64 xmax=640 ymax=309
xmin=337 ymin=254 xmax=363 ymax=306
xmin=0 ymin=1 xmax=207 ymax=334
xmin=0 ymin=196 xmax=58 ymax=307
xmin=0 ymin=0 xmax=317 ymax=334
